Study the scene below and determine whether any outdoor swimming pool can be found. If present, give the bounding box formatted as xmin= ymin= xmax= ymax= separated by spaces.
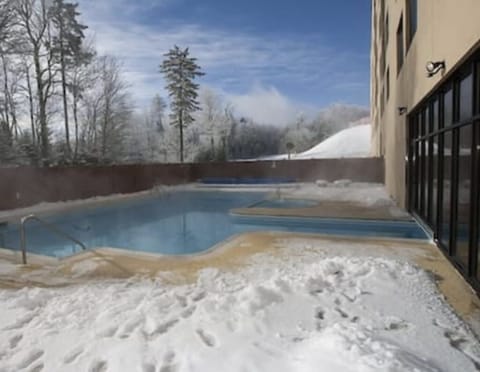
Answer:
xmin=0 ymin=191 xmax=428 ymax=258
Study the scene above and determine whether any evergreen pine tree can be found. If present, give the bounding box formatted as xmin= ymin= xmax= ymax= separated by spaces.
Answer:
xmin=160 ymin=46 xmax=204 ymax=163
xmin=48 ymin=0 xmax=87 ymax=159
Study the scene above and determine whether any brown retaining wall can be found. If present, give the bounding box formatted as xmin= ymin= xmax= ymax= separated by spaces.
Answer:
xmin=0 ymin=158 xmax=384 ymax=211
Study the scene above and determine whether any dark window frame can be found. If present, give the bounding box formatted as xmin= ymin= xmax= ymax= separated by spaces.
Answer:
xmin=386 ymin=67 xmax=390 ymax=100
xmin=406 ymin=0 xmax=418 ymax=51
xmin=385 ymin=12 xmax=389 ymax=50
xmin=397 ymin=14 xmax=404 ymax=76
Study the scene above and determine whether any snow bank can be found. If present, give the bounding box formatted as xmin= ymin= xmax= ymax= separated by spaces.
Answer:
xmin=263 ymin=124 xmax=372 ymax=160
xmin=0 ymin=245 xmax=479 ymax=371
xmin=297 ymin=124 xmax=371 ymax=159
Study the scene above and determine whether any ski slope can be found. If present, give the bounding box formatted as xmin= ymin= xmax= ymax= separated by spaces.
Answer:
xmin=262 ymin=123 xmax=372 ymax=160
xmin=297 ymin=124 xmax=371 ymax=159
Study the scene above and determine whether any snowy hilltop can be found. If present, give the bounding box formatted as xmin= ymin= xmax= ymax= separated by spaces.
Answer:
xmin=260 ymin=122 xmax=372 ymax=161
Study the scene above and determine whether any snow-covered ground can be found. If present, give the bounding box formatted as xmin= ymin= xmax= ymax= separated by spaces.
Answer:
xmin=1 ymin=243 xmax=479 ymax=371
xmin=263 ymin=123 xmax=372 ymax=160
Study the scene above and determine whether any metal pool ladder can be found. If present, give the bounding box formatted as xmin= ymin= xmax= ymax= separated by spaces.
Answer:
xmin=20 ymin=214 xmax=87 ymax=264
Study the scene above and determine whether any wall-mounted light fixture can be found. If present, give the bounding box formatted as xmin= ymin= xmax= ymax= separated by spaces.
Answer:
xmin=398 ymin=107 xmax=408 ymax=116
xmin=426 ymin=61 xmax=445 ymax=77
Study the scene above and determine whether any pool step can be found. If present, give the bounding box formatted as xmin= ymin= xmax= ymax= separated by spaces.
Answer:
xmin=230 ymin=214 xmax=429 ymax=240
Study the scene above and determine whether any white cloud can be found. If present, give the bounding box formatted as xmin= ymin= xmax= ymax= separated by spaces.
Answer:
xmin=225 ymin=85 xmax=314 ymax=126
xmin=79 ymin=0 xmax=173 ymax=20
xmin=76 ymin=0 xmax=369 ymax=121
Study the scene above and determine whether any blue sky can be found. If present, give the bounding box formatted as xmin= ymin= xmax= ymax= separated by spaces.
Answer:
xmin=79 ymin=0 xmax=371 ymax=124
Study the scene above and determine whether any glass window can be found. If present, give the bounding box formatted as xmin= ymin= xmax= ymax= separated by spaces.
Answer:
xmin=459 ymin=73 xmax=473 ymax=122
xmin=414 ymin=139 xmax=420 ymax=210
xmin=386 ymin=68 xmax=390 ymax=100
xmin=419 ymin=113 xmax=426 ymax=217
xmin=455 ymin=124 xmax=473 ymax=268
xmin=380 ymin=0 xmax=385 ymax=31
xmin=407 ymin=0 xmax=418 ymax=48
xmin=409 ymin=118 xmax=419 ymax=211
xmin=431 ymin=100 xmax=440 ymax=232
xmin=408 ymin=119 xmax=416 ymax=211
xmin=433 ymin=99 xmax=439 ymax=132
xmin=476 ymin=124 xmax=480 ymax=280
xmin=425 ymin=108 xmax=432 ymax=224
xmin=385 ymin=13 xmax=389 ymax=49
xmin=444 ymin=88 xmax=453 ymax=127
xmin=397 ymin=15 xmax=404 ymax=74
xmin=432 ymin=133 xmax=439 ymax=232
xmin=475 ymin=63 xmax=480 ymax=115
xmin=381 ymin=86 xmax=385 ymax=115
xmin=440 ymin=130 xmax=453 ymax=251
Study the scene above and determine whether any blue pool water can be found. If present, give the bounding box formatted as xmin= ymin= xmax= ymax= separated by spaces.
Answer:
xmin=0 ymin=191 xmax=428 ymax=258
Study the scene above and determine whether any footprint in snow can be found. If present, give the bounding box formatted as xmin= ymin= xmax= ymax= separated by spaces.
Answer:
xmin=63 ymin=346 xmax=84 ymax=364
xmin=4 ymin=312 xmax=37 ymax=331
xmin=315 ymin=308 xmax=325 ymax=320
xmin=335 ymin=308 xmax=349 ymax=319
xmin=191 ymin=291 xmax=206 ymax=302
xmin=159 ymin=351 xmax=178 ymax=372
xmin=144 ymin=319 xmax=179 ymax=340
xmin=433 ymin=319 xmax=480 ymax=369
xmin=89 ymin=360 xmax=108 ymax=372
xmin=29 ymin=363 xmax=44 ymax=372
xmin=181 ymin=305 xmax=196 ymax=319
xmin=97 ymin=325 xmax=118 ymax=338
xmin=17 ymin=349 xmax=44 ymax=370
xmin=444 ymin=330 xmax=470 ymax=349
xmin=9 ymin=334 xmax=22 ymax=349
xmin=175 ymin=295 xmax=188 ymax=308
xmin=118 ymin=318 xmax=143 ymax=339
xmin=384 ymin=319 xmax=410 ymax=331
xmin=196 ymin=329 xmax=217 ymax=348
xmin=315 ymin=308 xmax=325 ymax=330
xmin=142 ymin=362 xmax=156 ymax=372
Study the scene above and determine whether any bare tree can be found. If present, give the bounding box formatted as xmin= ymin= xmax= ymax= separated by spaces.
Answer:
xmin=0 ymin=0 xmax=15 ymax=47
xmin=0 ymin=55 xmax=24 ymax=139
xmin=22 ymin=58 xmax=37 ymax=147
xmin=0 ymin=0 xmax=14 ymax=134
xmin=68 ymin=43 xmax=94 ymax=158
xmin=198 ymin=87 xmax=223 ymax=154
xmin=16 ymin=0 xmax=57 ymax=163
xmin=195 ymin=88 xmax=234 ymax=161
xmin=79 ymin=55 xmax=132 ymax=162
xmin=137 ymin=94 xmax=167 ymax=161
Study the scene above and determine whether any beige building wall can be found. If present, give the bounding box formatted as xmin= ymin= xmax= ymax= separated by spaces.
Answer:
xmin=371 ymin=0 xmax=480 ymax=207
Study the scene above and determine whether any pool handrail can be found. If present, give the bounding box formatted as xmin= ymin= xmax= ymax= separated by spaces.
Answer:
xmin=20 ymin=214 xmax=87 ymax=264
